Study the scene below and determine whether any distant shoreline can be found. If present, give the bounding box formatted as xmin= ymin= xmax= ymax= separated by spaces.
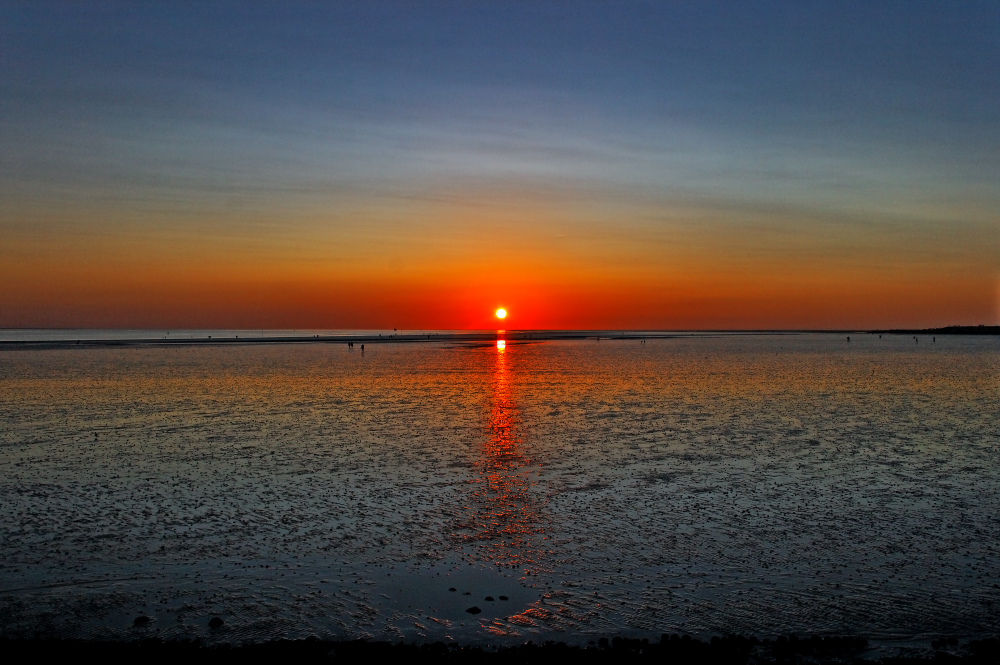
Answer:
xmin=0 ymin=327 xmax=996 ymax=350
xmin=0 ymin=330 xmax=777 ymax=349
xmin=868 ymin=325 xmax=999 ymax=336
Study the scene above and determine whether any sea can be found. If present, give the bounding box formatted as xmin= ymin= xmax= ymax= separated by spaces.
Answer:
xmin=1 ymin=331 xmax=997 ymax=649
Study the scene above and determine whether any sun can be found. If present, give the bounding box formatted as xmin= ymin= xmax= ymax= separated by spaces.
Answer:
xmin=495 ymin=308 xmax=507 ymax=319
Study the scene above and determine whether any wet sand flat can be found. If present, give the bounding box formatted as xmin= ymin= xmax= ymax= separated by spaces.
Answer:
xmin=0 ymin=333 xmax=998 ymax=647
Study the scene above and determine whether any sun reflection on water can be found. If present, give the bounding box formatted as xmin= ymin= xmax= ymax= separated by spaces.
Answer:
xmin=452 ymin=340 xmax=543 ymax=569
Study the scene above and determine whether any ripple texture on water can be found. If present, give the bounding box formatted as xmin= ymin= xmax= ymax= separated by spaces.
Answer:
xmin=1 ymin=333 xmax=998 ymax=644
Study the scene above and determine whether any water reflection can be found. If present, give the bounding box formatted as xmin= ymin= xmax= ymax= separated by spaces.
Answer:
xmin=453 ymin=341 xmax=542 ymax=568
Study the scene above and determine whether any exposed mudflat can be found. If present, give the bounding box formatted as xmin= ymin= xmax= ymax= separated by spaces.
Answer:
xmin=1 ymin=334 xmax=998 ymax=647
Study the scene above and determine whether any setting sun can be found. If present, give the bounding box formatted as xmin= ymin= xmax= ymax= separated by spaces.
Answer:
xmin=495 ymin=308 xmax=507 ymax=319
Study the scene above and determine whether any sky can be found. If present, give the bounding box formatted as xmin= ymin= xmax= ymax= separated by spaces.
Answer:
xmin=2 ymin=1 xmax=998 ymax=330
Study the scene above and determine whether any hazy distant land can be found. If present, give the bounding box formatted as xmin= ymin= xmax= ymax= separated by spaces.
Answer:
xmin=0 ymin=326 xmax=995 ymax=350
xmin=868 ymin=325 xmax=999 ymax=336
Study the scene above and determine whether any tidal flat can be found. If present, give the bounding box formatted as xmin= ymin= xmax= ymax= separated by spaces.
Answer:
xmin=1 ymin=333 xmax=997 ymax=651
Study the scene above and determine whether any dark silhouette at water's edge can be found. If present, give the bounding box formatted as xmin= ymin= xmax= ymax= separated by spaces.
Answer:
xmin=2 ymin=327 xmax=996 ymax=351
xmin=0 ymin=330 xmax=771 ymax=350
xmin=2 ymin=634 xmax=998 ymax=663
xmin=870 ymin=325 xmax=998 ymax=336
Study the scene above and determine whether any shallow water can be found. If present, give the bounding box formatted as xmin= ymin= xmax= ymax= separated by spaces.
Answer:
xmin=1 ymin=333 xmax=998 ymax=645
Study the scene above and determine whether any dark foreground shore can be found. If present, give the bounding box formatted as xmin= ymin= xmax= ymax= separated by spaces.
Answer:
xmin=3 ymin=635 xmax=999 ymax=664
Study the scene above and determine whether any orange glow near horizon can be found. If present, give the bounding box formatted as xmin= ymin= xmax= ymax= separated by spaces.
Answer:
xmin=0 ymin=193 xmax=996 ymax=329
xmin=0 ymin=258 xmax=994 ymax=330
